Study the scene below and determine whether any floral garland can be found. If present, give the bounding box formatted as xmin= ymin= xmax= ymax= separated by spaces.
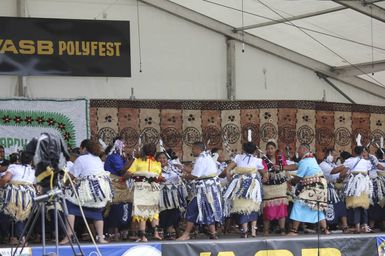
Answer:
xmin=0 ymin=109 xmax=76 ymax=147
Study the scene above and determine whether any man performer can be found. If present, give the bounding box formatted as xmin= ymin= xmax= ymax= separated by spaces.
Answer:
xmin=177 ymin=142 xmax=223 ymax=240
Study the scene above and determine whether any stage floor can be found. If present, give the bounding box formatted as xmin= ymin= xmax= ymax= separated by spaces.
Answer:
xmin=1 ymin=233 xmax=382 ymax=256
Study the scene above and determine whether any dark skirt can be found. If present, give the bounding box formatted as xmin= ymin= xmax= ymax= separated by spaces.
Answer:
xmin=159 ymin=208 xmax=180 ymax=229
xmin=185 ymin=197 xmax=220 ymax=225
xmin=66 ymin=200 xmax=103 ymax=221
xmin=368 ymin=204 xmax=385 ymax=222
xmin=233 ymin=212 xmax=258 ymax=225
xmin=326 ymin=201 xmax=347 ymax=224
xmin=105 ymin=203 xmax=132 ymax=229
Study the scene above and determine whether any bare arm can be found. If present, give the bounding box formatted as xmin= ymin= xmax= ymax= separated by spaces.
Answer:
xmin=283 ymin=164 xmax=298 ymax=171
xmin=330 ymin=165 xmax=347 ymax=174
xmin=224 ymin=162 xmax=237 ymax=181
xmin=377 ymin=163 xmax=385 ymax=171
xmin=0 ymin=172 xmax=12 ymax=188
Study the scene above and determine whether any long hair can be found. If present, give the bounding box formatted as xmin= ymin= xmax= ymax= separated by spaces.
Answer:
xmin=80 ymin=139 xmax=103 ymax=157
xmin=141 ymin=144 xmax=157 ymax=161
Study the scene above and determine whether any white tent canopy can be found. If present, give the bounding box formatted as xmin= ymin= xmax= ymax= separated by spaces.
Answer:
xmin=148 ymin=0 xmax=385 ymax=96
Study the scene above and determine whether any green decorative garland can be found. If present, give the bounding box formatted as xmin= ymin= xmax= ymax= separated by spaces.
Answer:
xmin=0 ymin=109 xmax=76 ymax=147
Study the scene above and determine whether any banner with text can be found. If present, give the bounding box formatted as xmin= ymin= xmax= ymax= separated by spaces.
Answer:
xmin=163 ymin=235 xmax=376 ymax=256
xmin=0 ymin=98 xmax=89 ymax=155
xmin=0 ymin=17 xmax=130 ymax=77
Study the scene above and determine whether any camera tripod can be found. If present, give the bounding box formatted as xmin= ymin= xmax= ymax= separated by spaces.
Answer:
xmin=12 ymin=188 xmax=84 ymax=256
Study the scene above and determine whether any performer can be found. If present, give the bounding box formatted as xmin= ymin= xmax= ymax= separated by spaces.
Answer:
xmin=0 ymin=151 xmax=36 ymax=245
xmin=0 ymin=145 xmax=10 ymax=173
xmin=60 ymin=139 xmax=113 ymax=244
xmin=261 ymin=141 xmax=295 ymax=236
xmin=156 ymin=151 xmax=187 ymax=240
xmin=288 ymin=144 xmax=329 ymax=236
xmin=367 ymin=148 xmax=385 ymax=230
xmin=127 ymin=143 xmax=162 ymax=242
xmin=211 ymin=148 xmax=228 ymax=186
xmin=177 ymin=142 xmax=223 ymax=240
xmin=223 ymin=142 xmax=265 ymax=238
xmin=104 ymin=138 xmax=134 ymax=241
xmin=343 ymin=145 xmax=374 ymax=234
xmin=319 ymin=149 xmax=349 ymax=233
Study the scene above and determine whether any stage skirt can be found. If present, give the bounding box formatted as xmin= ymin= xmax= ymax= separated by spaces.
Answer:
xmin=131 ymin=181 xmax=160 ymax=222
xmin=344 ymin=172 xmax=372 ymax=209
xmin=294 ymin=176 xmax=328 ymax=211
xmin=325 ymin=183 xmax=347 ymax=223
xmin=110 ymin=174 xmax=133 ymax=204
xmin=105 ymin=202 xmax=132 ymax=229
xmin=290 ymin=201 xmax=326 ymax=224
xmin=186 ymin=177 xmax=223 ymax=225
xmin=160 ymin=180 xmax=188 ymax=212
xmin=159 ymin=208 xmax=181 ymax=229
xmin=65 ymin=172 xmax=113 ymax=209
xmin=367 ymin=175 xmax=385 ymax=221
xmin=223 ymin=167 xmax=262 ymax=217
xmin=2 ymin=182 xmax=36 ymax=221
xmin=262 ymin=174 xmax=288 ymax=221
xmin=66 ymin=200 xmax=103 ymax=221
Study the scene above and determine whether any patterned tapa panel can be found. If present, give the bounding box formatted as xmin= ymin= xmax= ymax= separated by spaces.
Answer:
xmin=221 ymin=109 xmax=242 ymax=158
xmin=315 ymin=111 xmax=335 ymax=160
xmin=296 ymin=109 xmax=316 ymax=152
xmin=334 ymin=111 xmax=352 ymax=154
xmin=259 ymin=108 xmax=278 ymax=153
xmin=90 ymin=100 xmax=385 ymax=161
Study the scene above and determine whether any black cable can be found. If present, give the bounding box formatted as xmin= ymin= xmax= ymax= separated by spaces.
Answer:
xmin=137 ymin=0 xmax=143 ymax=73
xmin=370 ymin=6 xmax=374 ymax=75
xmin=202 ymin=0 xmax=385 ymax=52
xmin=255 ymin=0 xmax=385 ymax=87
xmin=241 ymin=0 xmax=245 ymax=52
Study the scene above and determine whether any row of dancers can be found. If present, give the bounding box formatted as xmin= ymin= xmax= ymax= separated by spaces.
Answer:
xmin=0 ymin=135 xmax=384 ymax=244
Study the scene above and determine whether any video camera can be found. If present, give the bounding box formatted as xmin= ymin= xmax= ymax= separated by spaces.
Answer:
xmin=25 ymin=132 xmax=70 ymax=189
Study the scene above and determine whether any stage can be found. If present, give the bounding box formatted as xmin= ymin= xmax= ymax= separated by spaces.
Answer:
xmin=1 ymin=233 xmax=382 ymax=256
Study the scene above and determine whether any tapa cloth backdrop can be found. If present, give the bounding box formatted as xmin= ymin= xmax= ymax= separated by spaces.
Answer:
xmin=90 ymin=100 xmax=385 ymax=162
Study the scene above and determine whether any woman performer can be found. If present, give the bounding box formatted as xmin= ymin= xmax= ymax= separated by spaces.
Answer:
xmin=126 ymin=144 xmax=162 ymax=242
xmin=104 ymin=138 xmax=134 ymax=241
xmin=261 ymin=141 xmax=294 ymax=236
xmin=156 ymin=151 xmax=187 ymax=240
xmin=0 ymin=151 xmax=36 ymax=245
xmin=60 ymin=139 xmax=113 ymax=244
xmin=319 ymin=149 xmax=349 ymax=233
xmin=223 ymin=142 xmax=265 ymax=238
xmin=343 ymin=146 xmax=374 ymax=233
xmin=288 ymin=144 xmax=329 ymax=236
xmin=367 ymin=148 xmax=385 ymax=230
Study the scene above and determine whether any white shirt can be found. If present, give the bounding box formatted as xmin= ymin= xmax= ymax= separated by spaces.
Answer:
xmin=234 ymin=154 xmax=264 ymax=169
xmin=70 ymin=154 xmax=105 ymax=178
xmin=66 ymin=161 xmax=74 ymax=173
xmin=191 ymin=152 xmax=218 ymax=178
xmin=343 ymin=156 xmax=372 ymax=173
xmin=162 ymin=164 xmax=182 ymax=184
xmin=216 ymin=161 xmax=227 ymax=175
xmin=6 ymin=164 xmax=36 ymax=184
xmin=319 ymin=161 xmax=340 ymax=182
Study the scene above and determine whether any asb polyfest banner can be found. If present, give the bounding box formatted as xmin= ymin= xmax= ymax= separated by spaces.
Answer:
xmin=0 ymin=98 xmax=89 ymax=155
xmin=0 ymin=17 xmax=130 ymax=77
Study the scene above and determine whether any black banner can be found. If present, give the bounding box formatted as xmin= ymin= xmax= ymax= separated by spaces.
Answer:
xmin=162 ymin=234 xmax=377 ymax=256
xmin=0 ymin=17 xmax=130 ymax=77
